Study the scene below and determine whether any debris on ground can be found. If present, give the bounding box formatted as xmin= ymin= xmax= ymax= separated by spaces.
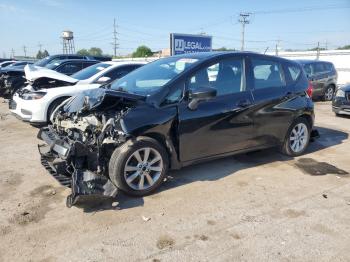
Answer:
xmin=142 ymin=216 xmax=151 ymax=222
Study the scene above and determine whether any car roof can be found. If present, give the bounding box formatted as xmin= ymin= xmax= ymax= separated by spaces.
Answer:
xmin=295 ymin=59 xmax=333 ymax=65
xmin=50 ymin=59 xmax=99 ymax=64
xmin=105 ymin=61 xmax=148 ymax=66
xmin=170 ymin=51 xmax=297 ymax=64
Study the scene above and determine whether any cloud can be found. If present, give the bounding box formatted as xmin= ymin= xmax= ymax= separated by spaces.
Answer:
xmin=37 ymin=0 xmax=62 ymax=7
xmin=0 ymin=3 xmax=22 ymax=13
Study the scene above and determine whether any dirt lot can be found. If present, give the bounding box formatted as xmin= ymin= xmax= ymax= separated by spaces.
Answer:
xmin=0 ymin=98 xmax=349 ymax=262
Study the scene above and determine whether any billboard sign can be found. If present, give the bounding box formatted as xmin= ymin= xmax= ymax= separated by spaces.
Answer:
xmin=170 ymin=33 xmax=212 ymax=55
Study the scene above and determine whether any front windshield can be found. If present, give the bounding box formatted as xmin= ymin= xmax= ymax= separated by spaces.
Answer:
xmin=71 ymin=63 xmax=111 ymax=80
xmin=110 ymin=56 xmax=200 ymax=96
xmin=45 ymin=61 xmax=61 ymax=70
xmin=34 ymin=56 xmax=53 ymax=67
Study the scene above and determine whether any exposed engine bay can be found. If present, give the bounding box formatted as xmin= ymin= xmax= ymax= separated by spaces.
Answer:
xmin=38 ymin=89 xmax=143 ymax=207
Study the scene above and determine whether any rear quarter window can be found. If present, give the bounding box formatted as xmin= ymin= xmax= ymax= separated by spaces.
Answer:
xmin=287 ymin=65 xmax=301 ymax=82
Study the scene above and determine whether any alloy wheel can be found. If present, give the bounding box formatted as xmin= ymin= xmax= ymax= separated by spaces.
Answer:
xmin=124 ymin=147 xmax=163 ymax=191
xmin=325 ymin=87 xmax=334 ymax=101
xmin=289 ymin=123 xmax=309 ymax=153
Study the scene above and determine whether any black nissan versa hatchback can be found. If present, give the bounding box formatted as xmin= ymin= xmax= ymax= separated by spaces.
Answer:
xmin=38 ymin=52 xmax=316 ymax=206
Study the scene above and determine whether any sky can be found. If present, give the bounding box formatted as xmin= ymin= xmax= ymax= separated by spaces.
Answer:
xmin=0 ymin=0 xmax=349 ymax=58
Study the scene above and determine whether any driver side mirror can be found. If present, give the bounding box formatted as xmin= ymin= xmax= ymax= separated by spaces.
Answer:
xmin=96 ymin=76 xmax=111 ymax=84
xmin=188 ymin=87 xmax=217 ymax=110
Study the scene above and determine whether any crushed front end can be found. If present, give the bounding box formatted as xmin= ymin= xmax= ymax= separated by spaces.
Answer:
xmin=37 ymin=89 xmax=141 ymax=207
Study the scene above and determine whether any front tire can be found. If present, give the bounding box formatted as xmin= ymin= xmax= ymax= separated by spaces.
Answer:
xmin=281 ymin=118 xmax=310 ymax=156
xmin=109 ymin=137 xmax=168 ymax=196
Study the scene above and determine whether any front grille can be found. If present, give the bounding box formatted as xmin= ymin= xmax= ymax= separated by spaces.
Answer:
xmin=8 ymin=99 xmax=16 ymax=110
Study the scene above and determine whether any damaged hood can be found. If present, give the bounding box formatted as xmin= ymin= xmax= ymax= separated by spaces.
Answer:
xmin=24 ymin=64 xmax=78 ymax=84
xmin=63 ymin=88 xmax=145 ymax=114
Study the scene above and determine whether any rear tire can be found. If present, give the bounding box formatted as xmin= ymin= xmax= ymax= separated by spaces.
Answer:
xmin=109 ymin=137 xmax=168 ymax=196
xmin=323 ymin=86 xmax=334 ymax=101
xmin=281 ymin=117 xmax=311 ymax=157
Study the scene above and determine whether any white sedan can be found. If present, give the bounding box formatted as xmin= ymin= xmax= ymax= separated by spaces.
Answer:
xmin=10 ymin=61 xmax=146 ymax=125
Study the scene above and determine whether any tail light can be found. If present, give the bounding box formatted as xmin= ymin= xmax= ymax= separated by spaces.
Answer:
xmin=306 ymin=81 xmax=313 ymax=98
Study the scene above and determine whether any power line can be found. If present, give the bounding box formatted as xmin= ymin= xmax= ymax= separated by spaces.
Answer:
xmin=239 ymin=12 xmax=251 ymax=51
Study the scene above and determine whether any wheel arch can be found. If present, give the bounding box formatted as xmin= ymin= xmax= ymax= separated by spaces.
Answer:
xmin=141 ymin=132 xmax=181 ymax=170
xmin=298 ymin=113 xmax=313 ymax=129
xmin=46 ymin=95 xmax=71 ymax=122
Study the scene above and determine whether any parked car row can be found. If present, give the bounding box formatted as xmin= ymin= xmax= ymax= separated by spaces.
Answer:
xmin=10 ymin=60 xmax=146 ymax=125
xmin=5 ymin=51 xmax=346 ymax=208
xmin=0 ymin=54 xmax=111 ymax=97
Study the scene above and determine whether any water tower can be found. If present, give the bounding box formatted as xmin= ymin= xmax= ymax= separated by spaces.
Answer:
xmin=61 ymin=30 xmax=75 ymax=54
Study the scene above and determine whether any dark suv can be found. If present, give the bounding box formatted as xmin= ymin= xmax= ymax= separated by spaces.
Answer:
xmin=45 ymin=59 xmax=99 ymax=76
xmin=38 ymin=52 xmax=316 ymax=206
xmin=296 ymin=60 xmax=337 ymax=101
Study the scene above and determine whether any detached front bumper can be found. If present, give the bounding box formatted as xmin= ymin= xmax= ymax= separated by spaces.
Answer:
xmin=38 ymin=127 xmax=118 ymax=207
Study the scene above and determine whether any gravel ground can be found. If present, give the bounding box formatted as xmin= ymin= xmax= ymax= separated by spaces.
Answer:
xmin=0 ymin=98 xmax=349 ymax=262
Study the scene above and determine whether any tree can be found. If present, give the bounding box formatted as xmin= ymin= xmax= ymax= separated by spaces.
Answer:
xmin=36 ymin=50 xmax=49 ymax=59
xmin=77 ymin=48 xmax=90 ymax=56
xmin=337 ymin=45 xmax=350 ymax=50
xmin=88 ymin=47 xmax=103 ymax=56
xmin=42 ymin=50 xmax=49 ymax=58
xmin=308 ymin=47 xmax=326 ymax=51
xmin=36 ymin=50 xmax=43 ymax=59
xmin=132 ymin=45 xmax=153 ymax=58
xmin=213 ymin=47 xmax=235 ymax=51
xmin=77 ymin=47 xmax=103 ymax=56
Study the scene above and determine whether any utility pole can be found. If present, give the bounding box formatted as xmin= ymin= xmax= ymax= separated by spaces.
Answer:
xmin=316 ymin=41 xmax=320 ymax=60
xmin=239 ymin=12 xmax=250 ymax=51
xmin=23 ymin=45 xmax=27 ymax=57
xmin=38 ymin=42 xmax=43 ymax=52
xmin=275 ymin=39 xmax=281 ymax=56
xmin=11 ymin=48 xmax=15 ymax=59
xmin=112 ymin=18 xmax=118 ymax=57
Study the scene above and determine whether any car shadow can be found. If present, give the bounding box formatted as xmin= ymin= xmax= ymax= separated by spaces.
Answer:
xmin=80 ymin=126 xmax=348 ymax=212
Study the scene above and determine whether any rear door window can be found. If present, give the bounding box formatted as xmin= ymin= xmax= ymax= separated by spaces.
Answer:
xmin=189 ymin=57 xmax=244 ymax=96
xmin=251 ymin=59 xmax=285 ymax=89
